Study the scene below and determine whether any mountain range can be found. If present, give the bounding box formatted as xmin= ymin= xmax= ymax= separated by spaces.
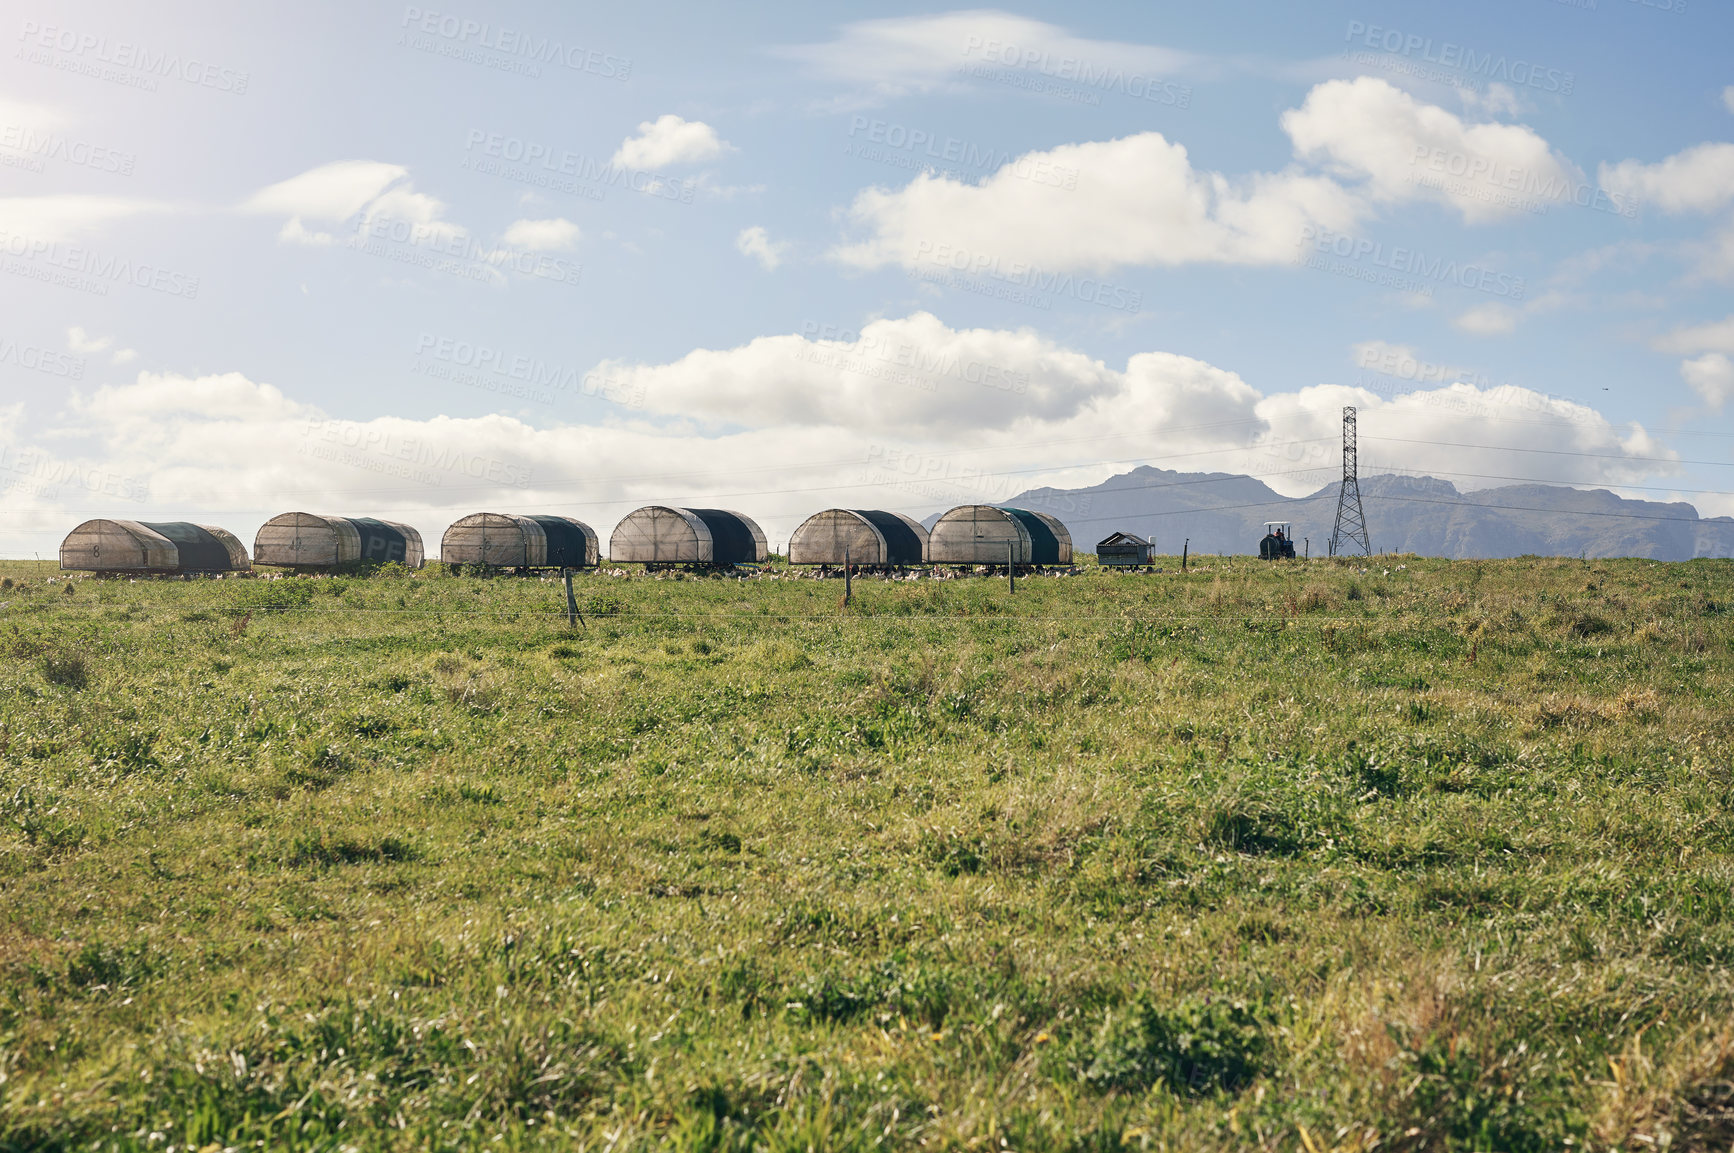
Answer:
xmin=981 ymin=468 xmax=1734 ymax=561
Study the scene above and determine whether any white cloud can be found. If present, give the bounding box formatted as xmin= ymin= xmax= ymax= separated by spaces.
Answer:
xmin=243 ymin=160 xmax=459 ymax=245
xmin=0 ymin=96 xmax=70 ymax=131
xmin=66 ymin=327 xmax=111 ymax=354
xmin=1723 ymin=86 xmax=1734 ymax=115
xmin=1600 ymin=142 xmax=1734 ymax=279
xmin=593 ymin=312 xmax=1123 ymax=435
xmin=244 ymin=160 xmax=408 ymax=222
xmin=363 ymin=185 xmax=453 ymax=233
xmin=694 ymin=175 xmax=766 ymax=201
xmin=735 ymin=225 xmax=789 ymax=270
xmin=0 ymin=194 xmax=162 ymax=243
xmin=589 ymin=313 xmax=1662 ymax=500
xmin=10 ymin=322 xmax=1677 ymax=557
xmin=1257 ymin=382 xmax=1672 ymax=493
xmin=1349 ymin=340 xmax=1478 ymax=385
xmin=1599 ymin=143 xmax=1734 ymax=214
xmin=611 ymin=115 xmax=731 ymax=170
xmin=830 ymin=78 xmax=1583 ymax=275
xmin=1459 ymin=82 xmax=1524 ymax=119
xmin=774 ymin=10 xmax=1197 ymax=106
xmin=1452 ymin=303 xmax=1519 ymax=336
xmin=1681 ymin=353 xmax=1734 ymax=408
xmin=278 ymin=217 xmax=336 ymax=246
xmin=1352 ymin=339 xmax=1417 ymax=370
xmin=61 ymin=334 xmax=139 ymax=369
xmin=1283 ymin=77 xmax=1578 ymax=224
xmin=501 ymin=218 xmax=580 ymax=251
xmin=833 ymin=130 xmax=1365 ymax=273
xmin=1652 ymin=314 xmax=1734 ymax=355
xmin=79 ymin=370 xmax=313 ymax=424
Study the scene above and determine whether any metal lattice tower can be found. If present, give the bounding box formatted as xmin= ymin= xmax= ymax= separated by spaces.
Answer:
xmin=1328 ymin=406 xmax=1372 ymax=558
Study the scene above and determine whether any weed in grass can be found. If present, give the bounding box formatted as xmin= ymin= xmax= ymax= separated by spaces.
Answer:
xmin=284 ymin=740 xmax=354 ymax=789
xmin=285 ymin=830 xmax=418 ymax=867
xmin=61 ymin=940 xmax=155 ymax=990
xmin=6 ymin=784 xmax=84 ymax=848
xmin=345 ymin=711 xmax=396 ymax=738
xmin=85 ymin=727 xmax=160 ymax=774
xmin=700 ymin=829 xmax=742 ymax=853
xmin=458 ymin=780 xmax=501 ymax=804
xmin=1061 ymin=994 xmax=1269 ymax=1096
xmin=1202 ymin=769 xmax=1345 ymax=857
xmin=39 ymin=650 xmax=89 ymax=689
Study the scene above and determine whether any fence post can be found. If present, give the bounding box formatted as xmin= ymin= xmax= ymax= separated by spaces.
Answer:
xmin=1181 ymin=538 xmax=1189 ymax=572
xmin=844 ymin=547 xmax=852 ymax=606
xmin=563 ymin=568 xmax=584 ymax=630
xmin=1007 ymin=540 xmax=1015 ymax=593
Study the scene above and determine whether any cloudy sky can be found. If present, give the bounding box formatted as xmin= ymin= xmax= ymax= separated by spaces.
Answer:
xmin=2 ymin=0 xmax=1731 ymax=557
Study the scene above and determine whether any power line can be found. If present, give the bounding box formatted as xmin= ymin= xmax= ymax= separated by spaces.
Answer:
xmin=1375 ymin=492 xmax=1733 ymax=525
xmin=1368 ymin=435 xmax=1734 ymax=469
xmin=1359 ymin=467 xmax=1733 ymax=499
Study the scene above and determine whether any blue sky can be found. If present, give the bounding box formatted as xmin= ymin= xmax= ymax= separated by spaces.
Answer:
xmin=2 ymin=0 xmax=1731 ymax=557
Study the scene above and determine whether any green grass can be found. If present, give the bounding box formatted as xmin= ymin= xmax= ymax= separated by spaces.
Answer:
xmin=1 ymin=555 xmax=1731 ymax=1151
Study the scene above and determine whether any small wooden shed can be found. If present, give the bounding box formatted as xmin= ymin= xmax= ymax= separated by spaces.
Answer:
xmin=59 ymin=519 xmax=250 ymax=574
xmin=253 ymin=512 xmax=425 ymax=569
xmin=608 ymin=506 xmax=767 ymax=566
xmin=1096 ymin=531 xmax=1154 ymax=567
xmin=441 ymin=513 xmax=598 ymax=569
xmin=928 ymin=505 xmax=1073 ymax=565
xmin=788 ymin=509 xmax=927 ymax=566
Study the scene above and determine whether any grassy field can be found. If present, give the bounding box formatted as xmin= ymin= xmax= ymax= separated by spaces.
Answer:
xmin=1 ymin=554 xmax=1731 ymax=1151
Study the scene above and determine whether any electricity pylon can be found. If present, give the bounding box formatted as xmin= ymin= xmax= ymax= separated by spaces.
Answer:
xmin=1328 ymin=406 xmax=1372 ymax=558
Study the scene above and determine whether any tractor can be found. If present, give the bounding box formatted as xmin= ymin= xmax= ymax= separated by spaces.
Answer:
xmin=1259 ymin=521 xmax=1297 ymax=559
